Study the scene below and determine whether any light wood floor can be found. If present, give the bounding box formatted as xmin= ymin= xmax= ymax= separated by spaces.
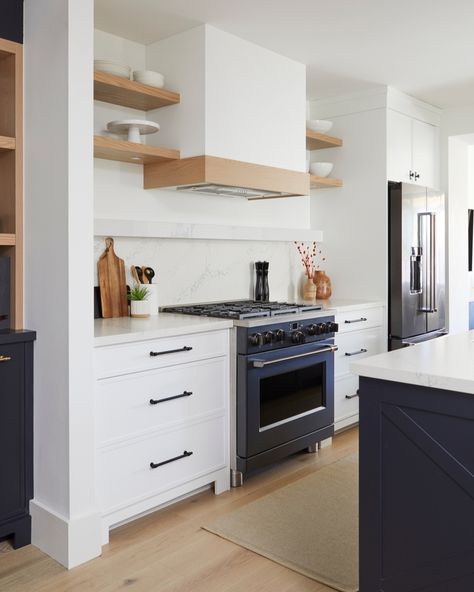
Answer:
xmin=0 ymin=427 xmax=358 ymax=592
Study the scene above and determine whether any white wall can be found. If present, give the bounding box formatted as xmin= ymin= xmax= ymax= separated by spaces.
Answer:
xmin=309 ymin=103 xmax=388 ymax=300
xmin=25 ymin=0 xmax=101 ymax=568
xmin=440 ymin=105 xmax=474 ymax=333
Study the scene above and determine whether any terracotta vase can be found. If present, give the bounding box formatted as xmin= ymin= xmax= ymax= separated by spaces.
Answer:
xmin=314 ymin=270 xmax=332 ymax=300
xmin=303 ymin=276 xmax=317 ymax=301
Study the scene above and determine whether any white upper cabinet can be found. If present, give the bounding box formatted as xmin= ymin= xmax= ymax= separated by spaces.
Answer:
xmin=411 ymin=118 xmax=437 ymax=188
xmin=387 ymin=109 xmax=439 ymax=189
xmin=387 ymin=110 xmax=413 ymax=184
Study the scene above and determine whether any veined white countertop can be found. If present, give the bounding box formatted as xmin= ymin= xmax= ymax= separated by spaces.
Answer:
xmin=316 ymin=298 xmax=385 ymax=312
xmin=94 ymin=314 xmax=233 ymax=347
xmin=351 ymin=331 xmax=474 ymax=395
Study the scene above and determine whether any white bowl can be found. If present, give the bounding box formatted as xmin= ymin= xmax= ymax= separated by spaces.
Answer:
xmin=310 ymin=162 xmax=334 ymax=177
xmin=133 ymin=70 xmax=165 ymax=88
xmin=95 ymin=59 xmax=131 ymax=79
xmin=307 ymin=119 xmax=333 ymax=134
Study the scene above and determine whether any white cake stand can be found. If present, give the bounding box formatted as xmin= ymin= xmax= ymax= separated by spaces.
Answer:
xmin=106 ymin=119 xmax=160 ymax=144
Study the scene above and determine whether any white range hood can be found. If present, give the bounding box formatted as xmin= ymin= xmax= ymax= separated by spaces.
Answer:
xmin=143 ymin=25 xmax=308 ymax=198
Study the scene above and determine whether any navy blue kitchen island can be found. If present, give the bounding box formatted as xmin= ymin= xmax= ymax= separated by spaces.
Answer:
xmin=353 ymin=333 xmax=474 ymax=592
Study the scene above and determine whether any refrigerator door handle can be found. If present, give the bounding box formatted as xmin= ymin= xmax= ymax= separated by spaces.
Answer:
xmin=418 ymin=212 xmax=437 ymax=313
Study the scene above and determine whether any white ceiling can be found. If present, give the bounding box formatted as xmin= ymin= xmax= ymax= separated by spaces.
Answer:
xmin=95 ymin=0 xmax=474 ymax=107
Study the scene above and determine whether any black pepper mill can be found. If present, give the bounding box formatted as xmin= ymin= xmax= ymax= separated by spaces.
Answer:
xmin=254 ymin=261 xmax=264 ymax=301
xmin=262 ymin=261 xmax=269 ymax=301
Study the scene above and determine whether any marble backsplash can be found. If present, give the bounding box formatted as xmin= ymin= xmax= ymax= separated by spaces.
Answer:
xmin=94 ymin=236 xmax=307 ymax=306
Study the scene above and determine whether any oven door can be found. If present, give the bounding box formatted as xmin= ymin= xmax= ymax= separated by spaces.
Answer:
xmin=237 ymin=340 xmax=335 ymax=458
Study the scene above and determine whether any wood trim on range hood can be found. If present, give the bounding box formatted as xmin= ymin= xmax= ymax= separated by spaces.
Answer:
xmin=144 ymin=155 xmax=309 ymax=199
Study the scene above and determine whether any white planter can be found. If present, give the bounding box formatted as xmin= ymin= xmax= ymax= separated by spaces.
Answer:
xmin=130 ymin=300 xmax=150 ymax=318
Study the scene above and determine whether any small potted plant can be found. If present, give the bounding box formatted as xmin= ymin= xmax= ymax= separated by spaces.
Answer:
xmin=128 ymin=284 xmax=150 ymax=318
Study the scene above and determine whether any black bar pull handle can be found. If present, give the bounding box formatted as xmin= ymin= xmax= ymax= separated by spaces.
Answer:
xmin=344 ymin=317 xmax=367 ymax=324
xmin=149 ymin=391 xmax=193 ymax=405
xmin=150 ymin=346 xmax=192 ymax=357
xmin=345 ymin=392 xmax=360 ymax=400
xmin=344 ymin=348 xmax=368 ymax=357
xmin=150 ymin=450 xmax=193 ymax=469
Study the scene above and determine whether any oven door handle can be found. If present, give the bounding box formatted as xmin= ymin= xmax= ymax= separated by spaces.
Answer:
xmin=251 ymin=344 xmax=338 ymax=368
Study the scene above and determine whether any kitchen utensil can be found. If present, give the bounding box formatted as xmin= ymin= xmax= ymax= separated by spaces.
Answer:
xmin=134 ymin=266 xmax=144 ymax=283
xmin=143 ymin=267 xmax=155 ymax=284
xmin=106 ymin=119 xmax=160 ymax=144
xmin=306 ymin=119 xmax=333 ymax=134
xmin=98 ymin=237 xmax=128 ymax=318
xmin=131 ymin=265 xmax=140 ymax=284
xmin=94 ymin=59 xmax=131 ymax=79
xmin=132 ymin=70 xmax=165 ymax=88
xmin=310 ymin=162 xmax=334 ymax=178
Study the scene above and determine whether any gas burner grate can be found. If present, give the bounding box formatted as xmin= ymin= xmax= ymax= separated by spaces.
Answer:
xmin=162 ymin=300 xmax=323 ymax=320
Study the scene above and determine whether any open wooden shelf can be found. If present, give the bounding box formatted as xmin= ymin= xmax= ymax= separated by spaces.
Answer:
xmin=94 ymin=135 xmax=180 ymax=165
xmin=94 ymin=71 xmax=181 ymax=111
xmin=0 ymin=233 xmax=15 ymax=246
xmin=0 ymin=136 xmax=15 ymax=152
xmin=306 ymin=130 xmax=343 ymax=150
xmin=310 ymin=175 xmax=343 ymax=189
xmin=0 ymin=38 xmax=22 ymax=329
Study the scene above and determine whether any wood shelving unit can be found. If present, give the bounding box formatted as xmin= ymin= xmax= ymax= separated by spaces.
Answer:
xmin=0 ymin=135 xmax=15 ymax=151
xmin=0 ymin=38 xmax=23 ymax=329
xmin=306 ymin=129 xmax=343 ymax=150
xmin=0 ymin=234 xmax=16 ymax=246
xmin=94 ymin=71 xmax=180 ymax=111
xmin=309 ymin=175 xmax=343 ymax=189
xmin=94 ymin=135 xmax=180 ymax=165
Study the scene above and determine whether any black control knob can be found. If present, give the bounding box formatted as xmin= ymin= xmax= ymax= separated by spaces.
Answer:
xmin=275 ymin=329 xmax=285 ymax=342
xmin=306 ymin=324 xmax=318 ymax=336
xmin=263 ymin=331 xmax=274 ymax=344
xmin=249 ymin=332 xmax=264 ymax=347
xmin=317 ymin=323 xmax=328 ymax=334
xmin=327 ymin=322 xmax=339 ymax=333
xmin=291 ymin=330 xmax=305 ymax=344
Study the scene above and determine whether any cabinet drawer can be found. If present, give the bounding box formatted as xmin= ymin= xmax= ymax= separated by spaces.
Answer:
xmin=95 ymin=330 xmax=229 ymax=379
xmin=97 ymin=415 xmax=226 ymax=512
xmin=336 ymin=307 xmax=384 ymax=333
xmin=96 ymin=358 xmax=228 ymax=445
xmin=335 ymin=374 xmax=359 ymax=424
xmin=335 ymin=328 xmax=386 ymax=378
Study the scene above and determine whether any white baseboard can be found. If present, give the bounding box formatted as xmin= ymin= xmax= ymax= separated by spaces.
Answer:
xmin=30 ymin=499 xmax=102 ymax=569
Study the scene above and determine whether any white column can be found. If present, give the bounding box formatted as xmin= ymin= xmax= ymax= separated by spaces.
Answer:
xmin=24 ymin=0 xmax=101 ymax=568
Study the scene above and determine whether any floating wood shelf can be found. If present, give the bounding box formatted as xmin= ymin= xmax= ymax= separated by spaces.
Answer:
xmin=306 ymin=130 xmax=343 ymax=150
xmin=310 ymin=175 xmax=343 ymax=189
xmin=0 ymin=233 xmax=15 ymax=246
xmin=94 ymin=136 xmax=180 ymax=165
xmin=0 ymin=135 xmax=15 ymax=152
xmin=94 ymin=71 xmax=180 ymax=111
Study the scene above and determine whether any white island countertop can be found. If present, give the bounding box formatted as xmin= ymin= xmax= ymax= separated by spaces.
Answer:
xmin=351 ymin=331 xmax=474 ymax=395
xmin=317 ymin=298 xmax=385 ymax=312
xmin=95 ymin=314 xmax=233 ymax=347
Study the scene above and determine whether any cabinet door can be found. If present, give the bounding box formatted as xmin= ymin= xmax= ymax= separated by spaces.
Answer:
xmin=387 ymin=110 xmax=413 ymax=183
xmin=412 ymin=119 xmax=438 ymax=188
xmin=0 ymin=343 xmax=26 ymax=522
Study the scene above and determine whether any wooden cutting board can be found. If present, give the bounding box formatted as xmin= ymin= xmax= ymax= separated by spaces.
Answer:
xmin=98 ymin=237 xmax=128 ymax=318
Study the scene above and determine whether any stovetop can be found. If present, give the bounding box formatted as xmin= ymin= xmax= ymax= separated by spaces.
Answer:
xmin=161 ymin=300 xmax=323 ymax=320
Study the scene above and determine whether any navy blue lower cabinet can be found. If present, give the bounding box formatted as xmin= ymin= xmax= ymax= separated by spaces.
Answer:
xmin=0 ymin=330 xmax=35 ymax=548
xmin=359 ymin=377 xmax=474 ymax=592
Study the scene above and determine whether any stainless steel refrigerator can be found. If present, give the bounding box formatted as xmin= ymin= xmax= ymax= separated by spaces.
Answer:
xmin=388 ymin=182 xmax=446 ymax=350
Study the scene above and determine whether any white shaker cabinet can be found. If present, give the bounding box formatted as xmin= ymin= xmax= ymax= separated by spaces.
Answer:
xmin=94 ymin=327 xmax=230 ymax=544
xmin=332 ymin=303 xmax=386 ymax=431
xmin=387 ymin=110 xmax=439 ymax=189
